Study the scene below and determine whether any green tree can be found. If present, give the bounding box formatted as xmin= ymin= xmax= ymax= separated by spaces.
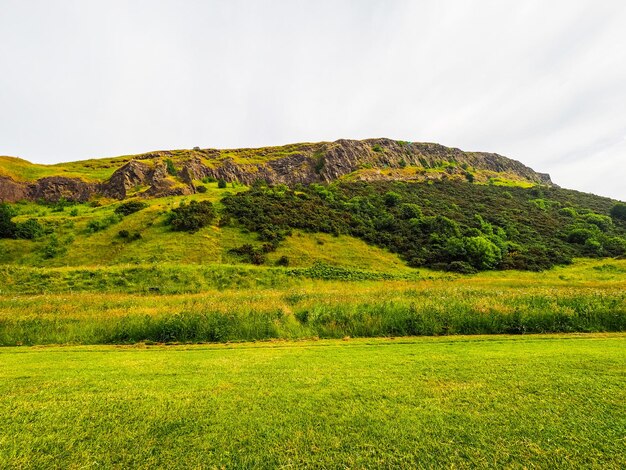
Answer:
xmin=464 ymin=236 xmax=502 ymax=270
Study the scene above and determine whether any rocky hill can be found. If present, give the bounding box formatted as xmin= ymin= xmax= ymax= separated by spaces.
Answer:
xmin=0 ymin=138 xmax=554 ymax=202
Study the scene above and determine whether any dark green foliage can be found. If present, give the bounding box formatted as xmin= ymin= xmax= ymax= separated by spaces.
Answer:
xmin=87 ymin=215 xmax=121 ymax=233
xmin=217 ymin=178 xmax=227 ymax=189
xmin=384 ymin=191 xmax=402 ymax=207
xmin=51 ymin=197 xmax=73 ymax=212
xmin=0 ymin=204 xmax=17 ymax=238
xmin=42 ymin=234 xmax=64 ymax=259
xmin=372 ymin=144 xmax=383 ymax=153
xmin=167 ymin=200 xmax=216 ymax=232
xmin=1 ymin=205 xmax=44 ymax=240
xmin=276 ymin=255 xmax=290 ymax=266
xmin=610 ymin=203 xmax=626 ymax=221
xmin=114 ymin=200 xmax=148 ymax=216
xmin=314 ymin=153 xmax=325 ymax=174
xmin=201 ymin=176 xmax=218 ymax=184
xmin=582 ymin=213 xmax=613 ymax=232
xmin=196 ymin=185 xmax=207 ymax=193
xmin=118 ymin=230 xmax=142 ymax=241
xmin=223 ymin=181 xmax=626 ymax=271
xmin=165 ymin=159 xmax=178 ymax=176
xmin=228 ymin=244 xmax=267 ymax=265
xmin=15 ymin=219 xmax=44 ymax=240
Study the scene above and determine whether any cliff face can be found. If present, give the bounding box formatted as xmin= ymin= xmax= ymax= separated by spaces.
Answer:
xmin=0 ymin=138 xmax=554 ymax=202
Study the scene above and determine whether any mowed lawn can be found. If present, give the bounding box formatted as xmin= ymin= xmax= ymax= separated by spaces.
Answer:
xmin=1 ymin=335 xmax=625 ymax=468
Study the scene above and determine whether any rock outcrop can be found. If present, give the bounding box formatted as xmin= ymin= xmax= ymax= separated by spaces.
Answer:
xmin=0 ymin=176 xmax=29 ymax=203
xmin=29 ymin=177 xmax=96 ymax=202
xmin=0 ymin=138 xmax=555 ymax=202
xmin=101 ymin=160 xmax=194 ymax=199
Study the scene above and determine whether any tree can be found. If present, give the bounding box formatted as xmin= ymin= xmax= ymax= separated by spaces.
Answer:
xmin=464 ymin=236 xmax=502 ymax=270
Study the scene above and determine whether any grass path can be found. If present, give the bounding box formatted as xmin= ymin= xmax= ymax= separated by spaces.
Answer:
xmin=1 ymin=334 xmax=625 ymax=468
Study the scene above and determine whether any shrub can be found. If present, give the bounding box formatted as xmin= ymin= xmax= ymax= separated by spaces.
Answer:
xmin=399 ymin=203 xmax=422 ymax=220
xmin=218 ymin=178 xmax=227 ymax=189
xmin=447 ymin=261 xmax=477 ymax=274
xmin=0 ymin=203 xmax=17 ymax=238
xmin=115 ymin=200 xmax=148 ymax=216
xmin=196 ymin=185 xmax=207 ymax=193
xmin=165 ymin=159 xmax=178 ymax=176
xmin=559 ymin=207 xmax=577 ymax=218
xmin=202 ymin=176 xmax=218 ymax=184
xmin=87 ymin=215 xmax=121 ymax=233
xmin=276 ymin=255 xmax=290 ymax=266
xmin=567 ymin=228 xmax=595 ymax=244
xmin=15 ymin=219 xmax=44 ymax=240
xmin=42 ymin=234 xmax=64 ymax=259
xmin=610 ymin=203 xmax=626 ymax=221
xmin=384 ymin=191 xmax=402 ymax=207
xmin=166 ymin=200 xmax=216 ymax=232
xmin=464 ymin=236 xmax=502 ymax=270
xmin=372 ymin=144 xmax=383 ymax=153
xmin=118 ymin=230 xmax=141 ymax=241
xmin=582 ymin=213 xmax=613 ymax=232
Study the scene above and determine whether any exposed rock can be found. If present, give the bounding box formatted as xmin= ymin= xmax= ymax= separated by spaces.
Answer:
xmin=0 ymin=176 xmax=29 ymax=203
xmin=102 ymin=160 xmax=153 ymax=199
xmin=28 ymin=177 xmax=96 ymax=202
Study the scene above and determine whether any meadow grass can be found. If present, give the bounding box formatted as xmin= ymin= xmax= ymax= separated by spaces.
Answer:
xmin=0 ymin=259 xmax=625 ymax=345
xmin=0 ymin=334 xmax=624 ymax=468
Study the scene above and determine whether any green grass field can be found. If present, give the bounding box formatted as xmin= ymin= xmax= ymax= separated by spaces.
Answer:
xmin=1 ymin=334 xmax=624 ymax=468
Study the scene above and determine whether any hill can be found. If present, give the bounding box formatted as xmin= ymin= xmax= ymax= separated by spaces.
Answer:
xmin=1 ymin=138 xmax=553 ymax=203
xmin=1 ymin=138 xmax=625 ymax=273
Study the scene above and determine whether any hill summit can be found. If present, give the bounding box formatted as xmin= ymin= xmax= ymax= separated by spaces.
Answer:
xmin=0 ymin=138 xmax=553 ymax=203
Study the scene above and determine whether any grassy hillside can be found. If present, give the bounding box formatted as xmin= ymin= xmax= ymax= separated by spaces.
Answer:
xmin=2 ymin=334 xmax=624 ymax=468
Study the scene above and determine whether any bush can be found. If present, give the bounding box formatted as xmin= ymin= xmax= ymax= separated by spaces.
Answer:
xmin=115 ymin=200 xmax=148 ymax=216
xmin=610 ymin=203 xmax=626 ymax=221
xmin=218 ymin=178 xmax=227 ymax=189
xmin=567 ymin=228 xmax=595 ymax=244
xmin=0 ymin=203 xmax=17 ymax=238
xmin=464 ymin=236 xmax=502 ymax=270
xmin=276 ymin=255 xmax=290 ymax=266
xmin=42 ymin=234 xmax=64 ymax=259
xmin=196 ymin=185 xmax=207 ymax=193
xmin=384 ymin=191 xmax=402 ymax=207
xmin=582 ymin=213 xmax=613 ymax=232
xmin=165 ymin=159 xmax=178 ymax=176
xmin=87 ymin=215 xmax=121 ymax=233
xmin=447 ymin=261 xmax=477 ymax=274
xmin=15 ymin=219 xmax=44 ymax=240
xmin=166 ymin=200 xmax=216 ymax=232
xmin=118 ymin=230 xmax=142 ymax=241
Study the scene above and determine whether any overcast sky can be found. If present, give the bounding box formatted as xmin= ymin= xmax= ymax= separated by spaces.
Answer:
xmin=1 ymin=0 xmax=625 ymax=200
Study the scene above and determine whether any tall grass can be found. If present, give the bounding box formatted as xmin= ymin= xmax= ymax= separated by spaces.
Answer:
xmin=1 ymin=287 xmax=624 ymax=345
